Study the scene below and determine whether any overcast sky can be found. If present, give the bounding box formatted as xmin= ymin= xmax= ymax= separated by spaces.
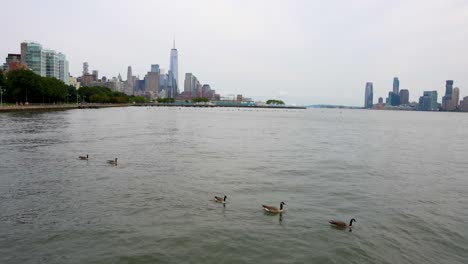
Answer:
xmin=2 ymin=0 xmax=468 ymax=105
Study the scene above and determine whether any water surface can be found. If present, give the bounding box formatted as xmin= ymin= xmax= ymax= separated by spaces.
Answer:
xmin=0 ymin=107 xmax=467 ymax=263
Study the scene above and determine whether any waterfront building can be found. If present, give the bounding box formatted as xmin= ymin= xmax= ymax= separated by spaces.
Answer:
xmin=169 ymin=40 xmax=179 ymax=95
xmin=460 ymin=96 xmax=468 ymax=112
xmin=452 ymin=87 xmax=460 ymax=110
xmin=21 ymin=44 xmax=70 ymax=85
xmin=145 ymin=71 xmax=159 ymax=98
xmin=364 ymin=82 xmax=373 ymax=108
xmin=378 ymin=97 xmax=383 ymax=104
xmin=418 ymin=91 xmax=438 ymax=111
xmin=442 ymin=80 xmax=454 ymax=110
xmin=58 ymin=53 xmax=69 ymax=84
xmin=83 ymin=62 xmax=89 ymax=75
xmin=3 ymin=54 xmax=27 ymax=72
xmin=399 ymin=89 xmax=409 ymax=105
xmin=21 ymin=42 xmax=46 ymax=76
xmin=393 ymin=77 xmax=400 ymax=94
xmin=44 ymin=49 xmax=59 ymax=79
xmin=386 ymin=92 xmax=400 ymax=106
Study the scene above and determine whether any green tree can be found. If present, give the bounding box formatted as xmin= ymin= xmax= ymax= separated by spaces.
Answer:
xmin=157 ymin=97 xmax=175 ymax=103
xmin=192 ymin=97 xmax=209 ymax=103
xmin=266 ymin=99 xmax=285 ymax=105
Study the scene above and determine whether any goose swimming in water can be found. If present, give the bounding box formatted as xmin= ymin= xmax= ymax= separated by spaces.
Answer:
xmin=262 ymin=202 xmax=285 ymax=214
xmin=214 ymin=195 xmax=227 ymax=203
xmin=107 ymin=158 xmax=118 ymax=165
xmin=79 ymin=154 xmax=89 ymax=160
xmin=329 ymin=218 xmax=356 ymax=228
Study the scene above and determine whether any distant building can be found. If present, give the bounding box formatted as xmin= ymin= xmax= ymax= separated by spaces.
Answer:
xmin=3 ymin=53 xmax=27 ymax=72
xmin=83 ymin=62 xmax=89 ymax=75
xmin=452 ymin=87 xmax=460 ymax=110
xmin=393 ymin=77 xmax=399 ymax=94
xmin=92 ymin=70 xmax=99 ymax=82
xmin=69 ymin=76 xmax=80 ymax=90
xmin=126 ymin=66 xmax=134 ymax=94
xmin=145 ymin=71 xmax=159 ymax=98
xmin=58 ymin=53 xmax=69 ymax=84
xmin=364 ymin=82 xmax=373 ymax=108
xmin=442 ymin=80 xmax=454 ymax=110
xmin=418 ymin=91 xmax=438 ymax=111
xmin=460 ymin=96 xmax=468 ymax=112
xmin=378 ymin=97 xmax=383 ymax=104
xmin=151 ymin=64 xmax=160 ymax=73
xmin=386 ymin=92 xmax=400 ymax=106
xmin=399 ymin=89 xmax=409 ymax=105
xmin=170 ymin=40 xmax=179 ymax=95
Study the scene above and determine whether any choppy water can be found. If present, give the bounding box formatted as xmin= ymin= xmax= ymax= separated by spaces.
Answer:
xmin=0 ymin=107 xmax=467 ymax=264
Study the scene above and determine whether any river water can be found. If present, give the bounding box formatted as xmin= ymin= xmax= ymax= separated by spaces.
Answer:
xmin=0 ymin=107 xmax=467 ymax=263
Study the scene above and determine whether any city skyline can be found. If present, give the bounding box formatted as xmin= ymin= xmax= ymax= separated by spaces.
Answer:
xmin=1 ymin=0 xmax=468 ymax=105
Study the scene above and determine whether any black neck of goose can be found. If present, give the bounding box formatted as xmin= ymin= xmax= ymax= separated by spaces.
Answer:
xmin=223 ymin=196 xmax=227 ymax=201
xmin=280 ymin=203 xmax=283 ymax=210
xmin=349 ymin=219 xmax=354 ymax=226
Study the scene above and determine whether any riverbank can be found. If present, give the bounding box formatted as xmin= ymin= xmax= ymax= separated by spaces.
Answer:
xmin=0 ymin=103 xmax=306 ymax=112
xmin=0 ymin=104 xmax=129 ymax=112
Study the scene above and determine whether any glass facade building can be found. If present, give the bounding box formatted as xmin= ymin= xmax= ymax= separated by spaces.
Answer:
xmin=20 ymin=42 xmax=68 ymax=84
xmin=21 ymin=42 xmax=46 ymax=77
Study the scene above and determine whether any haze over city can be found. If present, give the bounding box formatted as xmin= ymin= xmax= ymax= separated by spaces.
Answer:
xmin=1 ymin=0 xmax=468 ymax=106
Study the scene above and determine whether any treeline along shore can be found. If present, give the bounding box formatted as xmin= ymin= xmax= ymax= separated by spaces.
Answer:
xmin=0 ymin=69 xmax=305 ymax=112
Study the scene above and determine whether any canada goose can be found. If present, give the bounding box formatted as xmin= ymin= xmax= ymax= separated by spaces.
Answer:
xmin=329 ymin=218 xmax=356 ymax=228
xmin=214 ymin=195 xmax=227 ymax=203
xmin=79 ymin=154 xmax=89 ymax=160
xmin=262 ymin=202 xmax=285 ymax=213
xmin=107 ymin=158 xmax=118 ymax=165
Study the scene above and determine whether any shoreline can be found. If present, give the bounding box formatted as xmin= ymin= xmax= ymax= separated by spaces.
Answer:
xmin=0 ymin=103 xmax=306 ymax=112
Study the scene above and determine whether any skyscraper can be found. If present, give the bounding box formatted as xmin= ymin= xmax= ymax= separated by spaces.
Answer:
xmin=452 ymin=87 xmax=460 ymax=110
xmin=399 ymin=89 xmax=409 ymax=105
xmin=364 ymin=82 xmax=373 ymax=108
xmin=169 ymin=40 xmax=179 ymax=95
xmin=184 ymin=73 xmax=193 ymax=93
xmin=442 ymin=80 xmax=454 ymax=110
xmin=393 ymin=77 xmax=399 ymax=94
xmin=126 ymin=66 xmax=134 ymax=92
xmin=83 ymin=62 xmax=89 ymax=75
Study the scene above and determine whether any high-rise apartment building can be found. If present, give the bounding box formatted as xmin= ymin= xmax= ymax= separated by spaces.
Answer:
xmin=20 ymin=42 xmax=68 ymax=84
xmin=399 ymin=89 xmax=409 ymax=105
xmin=58 ymin=53 xmax=69 ymax=84
xmin=21 ymin=42 xmax=46 ymax=76
xmin=45 ymin=49 xmax=59 ymax=79
xmin=364 ymin=82 xmax=373 ymax=108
